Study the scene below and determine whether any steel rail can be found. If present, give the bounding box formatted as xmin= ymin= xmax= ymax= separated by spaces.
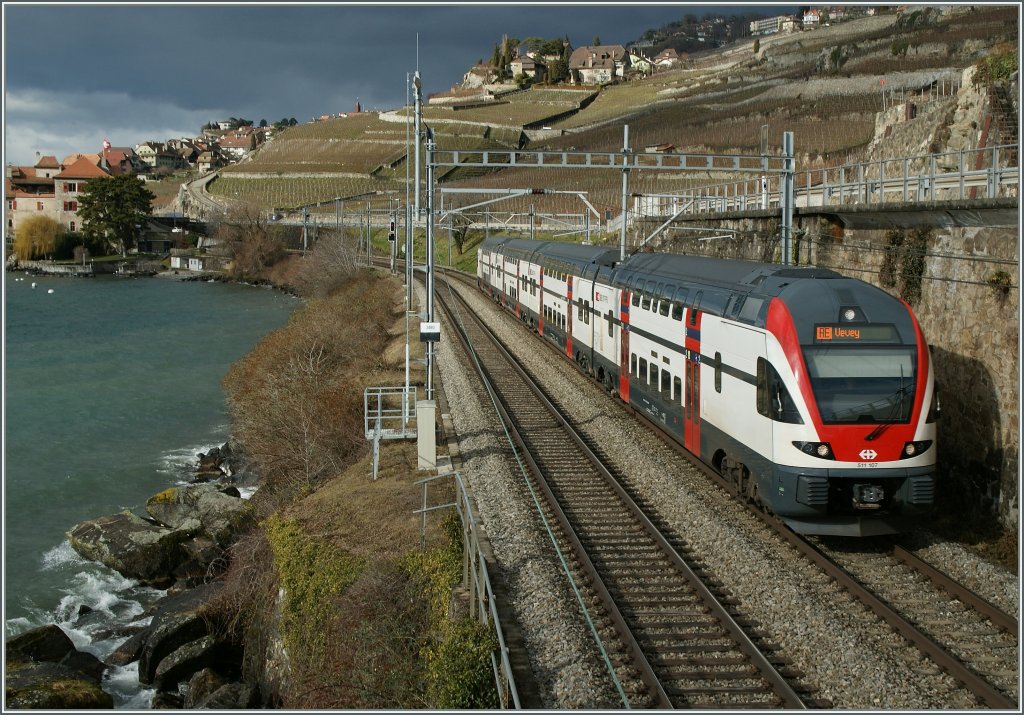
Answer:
xmin=437 ymin=274 xmax=809 ymax=709
xmin=890 ymin=544 xmax=1018 ymax=635
xmin=436 ymin=282 xmax=670 ymax=709
xmin=438 ymin=267 xmax=1018 ymax=711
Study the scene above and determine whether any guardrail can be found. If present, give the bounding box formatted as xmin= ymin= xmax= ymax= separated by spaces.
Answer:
xmin=451 ymin=470 xmax=522 ymax=709
xmin=412 ymin=470 xmax=522 ymax=708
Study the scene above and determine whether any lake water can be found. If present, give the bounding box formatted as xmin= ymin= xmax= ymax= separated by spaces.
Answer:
xmin=4 ymin=273 xmax=297 ymax=706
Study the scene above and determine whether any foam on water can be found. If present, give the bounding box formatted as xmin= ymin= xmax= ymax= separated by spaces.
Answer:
xmin=156 ymin=440 xmax=227 ymax=483
xmin=104 ymin=662 xmax=155 ymax=709
xmin=8 ymin=541 xmax=166 ymax=705
xmin=41 ymin=541 xmax=88 ymax=570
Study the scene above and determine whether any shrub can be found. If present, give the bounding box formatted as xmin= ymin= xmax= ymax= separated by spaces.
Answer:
xmin=265 ymin=514 xmax=364 ymax=661
xmin=223 ymin=273 xmax=400 ymax=497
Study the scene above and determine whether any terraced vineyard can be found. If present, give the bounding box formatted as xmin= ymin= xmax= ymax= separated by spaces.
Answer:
xmin=420 ymin=87 xmax=597 ymax=128
xmin=207 ymin=175 xmax=406 ymax=210
xmin=199 ymin=6 xmax=1015 ymax=214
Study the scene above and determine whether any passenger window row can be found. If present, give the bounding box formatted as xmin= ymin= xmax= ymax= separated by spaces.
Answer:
xmin=630 ymin=291 xmax=685 ymax=322
xmin=629 ymin=353 xmax=682 ymax=403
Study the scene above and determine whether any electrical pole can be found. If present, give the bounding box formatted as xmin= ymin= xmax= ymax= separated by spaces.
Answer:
xmin=782 ymin=131 xmax=795 ymax=266
xmin=425 ymin=127 xmax=436 ymax=402
xmin=413 ymin=72 xmax=422 ymax=218
xmin=619 ymin=124 xmax=630 ymax=261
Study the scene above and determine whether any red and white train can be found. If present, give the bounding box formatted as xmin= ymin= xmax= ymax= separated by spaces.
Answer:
xmin=478 ymin=236 xmax=937 ymax=536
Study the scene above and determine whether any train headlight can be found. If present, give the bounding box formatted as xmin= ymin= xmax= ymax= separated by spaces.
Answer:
xmin=793 ymin=441 xmax=835 ymax=460
xmin=843 ymin=309 xmax=857 ymax=321
xmin=900 ymin=440 xmax=933 ymax=459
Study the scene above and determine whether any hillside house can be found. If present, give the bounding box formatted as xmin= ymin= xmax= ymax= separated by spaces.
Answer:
xmin=135 ymin=142 xmax=164 ymax=167
xmin=510 ymin=54 xmax=546 ymax=82
xmin=628 ymin=51 xmax=653 ymax=75
xmin=219 ymin=133 xmax=256 ymax=161
xmin=197 ymin=151 xmax=225 ymax=173
xmin=569 ymin=45 xmax=629 ymax=85
xmin=653 ymin=48 xmax=680 ymax=68
xmin=802 ymin=9 xmax=820 ymax=27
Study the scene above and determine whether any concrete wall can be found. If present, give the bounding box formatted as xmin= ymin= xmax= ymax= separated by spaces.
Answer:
xmin=642 ymin=208 xmax=1019 ymax=528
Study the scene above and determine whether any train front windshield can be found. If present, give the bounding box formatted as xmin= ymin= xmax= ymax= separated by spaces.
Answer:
xmin=803 ymin=347 xmax=917 ymax=424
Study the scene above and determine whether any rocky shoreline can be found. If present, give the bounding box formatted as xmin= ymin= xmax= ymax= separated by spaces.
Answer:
xmin=5 ymin=444 xmax=263 ymax=710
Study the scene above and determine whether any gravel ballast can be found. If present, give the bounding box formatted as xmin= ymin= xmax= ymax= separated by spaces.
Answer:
xmin=433 ymin=277 xmax=1017 ymax=709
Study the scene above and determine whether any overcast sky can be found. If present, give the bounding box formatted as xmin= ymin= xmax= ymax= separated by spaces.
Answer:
xmin=4 ymin=3 xmax=783 ymax=166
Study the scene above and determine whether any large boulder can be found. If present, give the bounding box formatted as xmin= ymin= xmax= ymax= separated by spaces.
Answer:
xmin=5 ymin=660 xmax=113 ymax=709
xmin=6 ymin=624 xmax=111 ymax=709
xmin=184 ymin=667 xmax=227 ymax=708
xmin=137 ymin=612 xmax=209 ymax=686
xmin=194 ymin=681 xmax=260 ymax=709
xmin=145 ymin=484 xmax=251 ymax=546
xmin=153 ymin=636 xmax=223 ymax=691
xmin=66 ymin=511 xmax=191 ymax=588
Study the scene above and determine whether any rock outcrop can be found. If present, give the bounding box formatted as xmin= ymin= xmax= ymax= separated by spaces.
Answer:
xmin=5 ymin=624 xmax=112 ymax=709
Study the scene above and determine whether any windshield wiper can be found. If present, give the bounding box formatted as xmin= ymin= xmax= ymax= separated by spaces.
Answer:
xmin=866 ymin=366 xmax=906 ymax=441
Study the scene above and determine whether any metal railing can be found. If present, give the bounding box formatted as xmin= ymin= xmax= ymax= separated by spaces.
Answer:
xmin=413 ymin=470 xmax=522 ymax=708
xmin=363 ymin=386 xmax=417 ymax=440
xmin=635 ymin=143 xmax=1019 ymax=218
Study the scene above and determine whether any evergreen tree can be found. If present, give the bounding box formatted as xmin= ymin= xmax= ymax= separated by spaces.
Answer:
xmin=76 ymin=175 xmax=155 ymax=256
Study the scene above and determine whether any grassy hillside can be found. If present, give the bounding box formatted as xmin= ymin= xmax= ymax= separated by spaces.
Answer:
xmin=205 ymin=5 xmax=1016 ymax=215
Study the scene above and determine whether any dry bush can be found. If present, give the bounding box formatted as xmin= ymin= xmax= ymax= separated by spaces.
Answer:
xmin=289 ymin=230 xmax=362 ymax=298
xmin=214 ymin=205 xmax=286 ymax=281
xmin=223 ymin=272 xmax=401 ymax=499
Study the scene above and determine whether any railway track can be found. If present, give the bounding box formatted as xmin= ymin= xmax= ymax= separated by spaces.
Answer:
xmin=433 ymin=266 xmax=1018 ymax=710
xmin=434 ymin=275 xmax=817 ymax=709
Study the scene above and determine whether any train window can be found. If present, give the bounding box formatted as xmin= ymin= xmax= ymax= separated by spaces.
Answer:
xmin=656 ymin=283 xmax=664 ymax=297
xmin=674 ymin=376 xmax=682 ymax=404
xmin=585 ymin=301 xmax=591 ymax=325
xmin=672 ymin=302 xmax=683 ymax=321
xmin=578 ymin=299 xmax=584 ymax=321
xmin=650 ymin=364 xmax=658 ymax=387
xmin=757 ymin=358 xmax=803 ymax=424
xmin=631 ymin=353 xmax=637 ymax=376
xmin=606 ymin=310 xmax=614 ymax=337
xmin=639 ymin=358 xmax=648 ymax=381
xmin=659 ymin=300 xmax=669 ymax=317
xmin=715 ymin=352 xmax=722 ymax=393
xmin=631 ymin=292 xmax=640 ymax=307
xmin=661 ymin=370 xmax=671 ymax=396
xmin=641 ymin=295 xmax=651 ymax=310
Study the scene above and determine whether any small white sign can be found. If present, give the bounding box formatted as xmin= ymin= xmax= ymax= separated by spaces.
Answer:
xmin=419 ymin=321 xmax=441 ymax=342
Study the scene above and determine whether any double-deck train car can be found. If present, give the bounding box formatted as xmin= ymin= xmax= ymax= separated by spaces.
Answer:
xmin=478 ymin=236 xmax=937 ymax=536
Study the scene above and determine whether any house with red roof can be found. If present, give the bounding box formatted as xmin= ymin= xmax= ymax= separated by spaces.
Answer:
xmin=5 ymin=154 xmax=114 ymax=241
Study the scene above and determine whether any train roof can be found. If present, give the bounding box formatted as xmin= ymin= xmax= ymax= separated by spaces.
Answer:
xmin=481 ymin=236 xmax=618 ymax=267
xmin=618 ymin=252 xmax=841 ymax=294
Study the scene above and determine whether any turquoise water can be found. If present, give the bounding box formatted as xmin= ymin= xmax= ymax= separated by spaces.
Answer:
xmin=4 ymin=273 xmax=296 ymax=705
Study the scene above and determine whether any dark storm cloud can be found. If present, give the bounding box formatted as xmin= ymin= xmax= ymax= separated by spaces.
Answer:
xmin=4 ymin=3 xmax=779 ymax=164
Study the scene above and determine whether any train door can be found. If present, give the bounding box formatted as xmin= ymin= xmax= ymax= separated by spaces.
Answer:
xmin=684 ymin=307 xmax=703 ymax=455
xmin=566 ymin=274 xmax=574 ymax=359
xmin=618 ymin=290 xmax=630 ymax=401
xmin=538 ymin=267 xmax=545 ymax=337
xmin=515 ymin=260 xmax=522 ymax=319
